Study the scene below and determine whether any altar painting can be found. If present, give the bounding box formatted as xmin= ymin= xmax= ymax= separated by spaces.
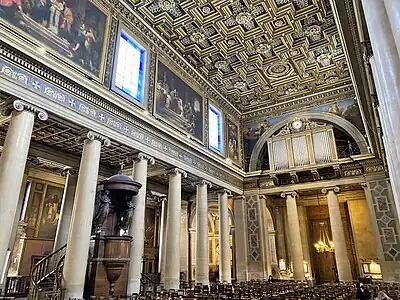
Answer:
xmin=154 ymin=61 xmax=204 ymax=142
xmin=0 ymin=0 xmax=109 ymax=79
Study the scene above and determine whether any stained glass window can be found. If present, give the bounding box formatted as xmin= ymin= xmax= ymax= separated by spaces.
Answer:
xmin=113 ymin=30 xmax=146 ymax=103
xmin=209 ymin=105 xmax=223 ymax=152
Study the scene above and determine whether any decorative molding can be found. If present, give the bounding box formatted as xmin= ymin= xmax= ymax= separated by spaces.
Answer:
xmin=103 ymin=17 xmax=119 ymax=88
xmin=245 ymin=195 xmax=261 ymax=261
xmin=366 ymin=180 xmax=400 ymax=261
xmin=77 ymin=131 xmax=111 ymax=147
xmin=3 ymin=99 xmax=48 ymax=121
xmin=106 ymin=0 xmax=241 ymax=119
xmin=193 ymin=180 xmax=213 ymax=188
xmin=321 ymin=186 xmax=340 ymax=194
xmin=218 ymin=189 xmax=232 ymax=196
xmin=280 ymin=191 xmax=298 ymax=199
xmin=0 ymin=57 xmax=243 ymax=189
xmin=242 ymin=87 xmax=355 ymax=121
xmin=134 ymin=152 xmax=156 ymax=165
xmin=166 ymin=167 xmax=188 ymax=178
xmin=26 ymin=156 xmax=40 ymax=168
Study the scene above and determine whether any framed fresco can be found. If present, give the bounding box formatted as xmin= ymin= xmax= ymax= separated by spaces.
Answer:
xmin=0 ymin=0 xmax=110 ymax=81
xmin=154 ymin=59 xmax=204 ymax=142
xmin=227 ymin=118 xmax=241 ymax=166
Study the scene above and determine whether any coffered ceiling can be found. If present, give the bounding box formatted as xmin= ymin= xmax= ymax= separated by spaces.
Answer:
xmin=130 ymin=0 xmax=354 ymax=113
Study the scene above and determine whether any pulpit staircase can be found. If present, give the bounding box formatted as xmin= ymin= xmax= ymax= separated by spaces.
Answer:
xmin=29 ymin=245 xmax=66 ymax=300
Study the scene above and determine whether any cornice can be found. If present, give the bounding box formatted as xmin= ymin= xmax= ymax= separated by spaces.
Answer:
xmin=241 ymin=85 xmax=355 ymax=122
xmin=0 ymin=40 xmax=245 ymax=175
xmin=0 ymin=56 xmax=244 ymax=191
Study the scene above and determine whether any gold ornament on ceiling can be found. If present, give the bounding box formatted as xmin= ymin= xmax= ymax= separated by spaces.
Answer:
xmin=131 ymin=0 xmax=353 ymax=112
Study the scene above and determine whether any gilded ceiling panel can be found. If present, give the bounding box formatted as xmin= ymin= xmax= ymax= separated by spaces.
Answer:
xmin=129 ymin=0 xmax=353 ymax=113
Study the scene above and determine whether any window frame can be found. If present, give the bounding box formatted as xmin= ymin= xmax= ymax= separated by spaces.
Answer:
xmin=208 ymin=104 xmax=223 ymax=153
xmin=111 ymin=25 xmax=149 ymax=106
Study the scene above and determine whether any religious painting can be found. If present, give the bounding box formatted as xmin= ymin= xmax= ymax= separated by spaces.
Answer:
xmin=154 ymin=60 xmax=204 ymax=142
xmin=0 ymin=0 xmax=109 ymax=79
xmin=227 ymin=119 xmax=240 ymax=164
xmin=37 ymin=185 xmax=63 ymax=239
xmin=144 ymin=207 xmax=156 ymax=247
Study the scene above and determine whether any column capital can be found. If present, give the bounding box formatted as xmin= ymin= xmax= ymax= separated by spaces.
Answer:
xmin=60 ymin=166 xmax=78 ymax=177
xmin=280 ymin=191 xmax=298 ymax=199
xmin=321 ymin=186 xmax=340 ymax=194
xmin=193 ymin=179 xmax=212 ymax=188
xmin=218 ymin=189 xmax=231 ymax=196
xmin=233 ymin=195 xmax=245 ymax=201
xmin=26 ymin=155 xmax=40 ymax=168
xmin=361 ymin=182 xmax=368 ymax=190
xmin=76 ymin=131 xmax=111 ymax=146
xmin=3 ymin=100 xmax=49 ymax=121
xmin=166 ymin=167 xmax=187 ymax=178
xmin=133 ymin=152 xmax=155 ymax=165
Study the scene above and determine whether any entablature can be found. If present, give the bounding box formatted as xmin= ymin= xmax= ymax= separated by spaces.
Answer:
xmin=0 ymin=44 xmax=244 ymax=192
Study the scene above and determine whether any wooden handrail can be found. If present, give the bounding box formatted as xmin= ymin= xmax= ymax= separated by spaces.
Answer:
xmin=29 ymin=244 xmax=67 ymax=300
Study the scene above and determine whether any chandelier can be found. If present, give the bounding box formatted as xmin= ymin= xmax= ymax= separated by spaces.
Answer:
xmin=313 ymin=193 xmax=335 ymax=253
xmin=314 ymin=222 xmax=335 ymax=253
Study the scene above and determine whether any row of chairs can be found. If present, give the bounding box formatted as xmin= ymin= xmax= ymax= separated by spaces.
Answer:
xmin=86 ymin=280 xmax=400 ymax=300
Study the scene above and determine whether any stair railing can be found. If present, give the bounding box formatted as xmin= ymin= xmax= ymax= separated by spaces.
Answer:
xmin=29 ymin=244 xmax=67 ymax=300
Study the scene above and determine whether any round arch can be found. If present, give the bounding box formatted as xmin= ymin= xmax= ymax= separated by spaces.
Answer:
xmin=249 ymin=111 xmax=369 ymax=171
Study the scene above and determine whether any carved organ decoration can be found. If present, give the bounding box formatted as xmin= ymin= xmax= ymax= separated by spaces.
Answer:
xmin=268 ymin=118 xmax=338 ymax=171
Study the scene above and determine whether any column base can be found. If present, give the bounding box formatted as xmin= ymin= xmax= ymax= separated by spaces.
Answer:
xmin=63 ymin=283 xmax=84 ymax=300
xmin=164 ymin=278 xmax=180 ymax=290
xmin=126 ymin=279 xmax=140 ymax=295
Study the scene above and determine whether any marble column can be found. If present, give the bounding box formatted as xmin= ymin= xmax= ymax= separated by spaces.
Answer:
xmin=218 ymin=189 xmax=231 ymax=283
xmin=164 ymin=168 xmax=187 ymax=290
xmin=233 ymin=196 xmax=248 ymax=282
xmin=127 ymin=153 xmax=155 ymax=295
xmin=322 ymin=187 xmax=352 ymax=281
xmin=62 ymin=131 xmax=110 ymax=300
xmin=384 ymin=0 xmax=400 ymax=59
xmin=0 ymin=100 xmax=47 ymax=278
xmin=195 ymin=180 xmax=211 ymax=286
xmin=361 ymin=0 xmax=400 ymax=217
xmin=281 ymin=192 xmax=305 ymax=280
xmin=274 ymin=207 xmax=287 ymax=274
xmin=159 ymin=197 xmax=167 ymax=284
xmin=54 ymin=168 xmax=77 ymax=251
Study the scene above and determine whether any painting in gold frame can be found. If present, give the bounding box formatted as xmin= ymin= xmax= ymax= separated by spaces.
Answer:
xmin=154 ymin=59 xmax=205 ymax=143
xmin=0 ymin=0 xmax=110 ymax=81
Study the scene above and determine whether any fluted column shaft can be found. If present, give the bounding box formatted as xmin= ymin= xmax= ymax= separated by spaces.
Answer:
xmin=282 ymin=192 xmax=305 ymax=280
xmin=54 ymin=169 xmax=77 ymax=251
xmin=164 ymin=168 xmax=187 ymax=290
xmin=127 ymin=153 xmax=155 ymax=295
xmin=63 ymin=132 xmax=110 ymax=300
xmin=0 ymin=100 xmax=47 ymax=279
xmin=218 ymin=190 xmax=231 ymax=283
xmin=195 ymin=181 xmax=211 ymax=286
xmin=384 ymin=0 xmax=400 ymax=59
xmin=323 ymin=187 xmax=352 ymax=281
xmin=361 ymin=0 xmax=400 ymax=217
